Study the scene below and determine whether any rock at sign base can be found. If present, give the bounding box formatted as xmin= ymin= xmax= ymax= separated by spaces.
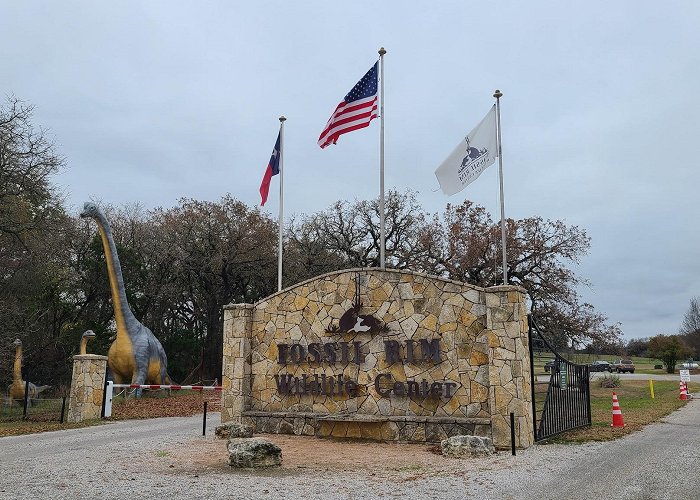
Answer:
xmin=228 ymin=438 xmax=282 ymax=468
xmin=441 ymin=435 xmax=495 ymax=458
xmin=215 ymin=422 xmax=254 ymax=439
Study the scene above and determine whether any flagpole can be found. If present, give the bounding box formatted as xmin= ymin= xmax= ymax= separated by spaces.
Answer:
xmin=278 ymin=115 xmax=286 ymax=292
xmin=379 ymin=47 xmax=386 ymax=270
xmin=494 ymin=90 xmax=507 ymax=285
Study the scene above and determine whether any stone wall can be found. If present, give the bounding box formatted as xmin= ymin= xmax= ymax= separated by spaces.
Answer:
xmin=222 ymin=268 xmax=533 ymax=448
xmin=67 ymin=354 xmax=107 ymax=423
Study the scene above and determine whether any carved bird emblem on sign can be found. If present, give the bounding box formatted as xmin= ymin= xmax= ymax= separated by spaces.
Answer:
xmin=349 ymin=317 xmax=371 ymax=333
xmin=332 ymin=299 xmax=385 ymax=334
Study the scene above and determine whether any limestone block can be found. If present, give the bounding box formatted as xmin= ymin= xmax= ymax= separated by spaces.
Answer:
xmin=377 ymin=397 xmax=391 ymax=416
xmin=485 ymin=293 xmax=502 ymax=308
xmin=439 ymin=304 xmax=456 ymax=324
xmin=420 ymin=314 xmax=438 ymax=331
xmin=463 ymin=289 xmax=481 ymax=304
xmin=425 ymin=423 xmax=448 ymax=442
xmin=470 ymin=381 xmax=489 ymax=402
xmin=380 ymin=422 xmax=399 ymax=440
xmin=491 ymin=306 xmax=513 ymax=323
xmin=294 ymin=295 xmax=310 ymax=311
xmin=228 ymin=438 xmax=282 ymax=468
xmin=441 ymin=435 xmax=495 ymax=457
xmin=469 ymin=350 xmax=489 ymax=366
xmin=216 ymin=422 xmax=254 ymax=439
xmin=393 ymin=282 xmax=411 ymax=300
xmin=491 ymin=414 xmax=510 ymax=448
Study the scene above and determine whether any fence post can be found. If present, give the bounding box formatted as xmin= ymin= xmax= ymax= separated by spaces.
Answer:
xmin=60 ymin=396 xmax=67 ymax=423
xmin=510 ymin=412 xmax=516 ymax=456
xmin=22 ymin=378 xmax=30 ymax=420
xmin=202 ymin=401 xmax=208 ymax=436
xmin=103 ymin=382 xmax=113 ymax=418
xmin=100 ymin=374 xmax=109 ymax=418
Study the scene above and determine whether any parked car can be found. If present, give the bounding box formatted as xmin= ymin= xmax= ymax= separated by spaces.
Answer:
xmin=611 ymin=359 xmax=635 ymax=373
xmin=679 ymin=360 xmax=699 ymax=369
xmin=589 ymin=360 xmax=612 ymax=372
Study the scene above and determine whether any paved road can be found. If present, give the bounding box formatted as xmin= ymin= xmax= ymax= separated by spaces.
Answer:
xmin=1 ymin=401 xmax=700 ymax=499
xmin=468 ymin=396 xmax=700 ymax=499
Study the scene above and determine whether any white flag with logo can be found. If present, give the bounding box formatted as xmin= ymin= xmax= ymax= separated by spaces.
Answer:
xmin=434 ymin=105 xmax=498 ymax=195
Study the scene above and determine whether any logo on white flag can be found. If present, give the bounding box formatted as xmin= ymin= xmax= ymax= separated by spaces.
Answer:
xmin=434 ymin=106 xmax=498 ymax=196
xmin=458 ymin=137 xmax=491 ymax=183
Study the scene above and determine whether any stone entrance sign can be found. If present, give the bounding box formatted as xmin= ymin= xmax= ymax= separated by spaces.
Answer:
xmin=221 ymin=268 xmax=533 ymax=448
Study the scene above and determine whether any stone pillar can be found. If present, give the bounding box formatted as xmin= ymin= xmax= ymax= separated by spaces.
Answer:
xmin=67 ymin=354 xmax=108 ymax=423
xmin=484 ymin=286 xmax=534 ymax=449
xmin=222 ymin=303 xmax=253 ymax=424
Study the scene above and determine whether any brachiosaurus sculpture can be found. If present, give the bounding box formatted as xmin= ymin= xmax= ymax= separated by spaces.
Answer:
xmin=8 ymin=339 xmax=50 ymax=403
xmin=80 ymin=202 xmax=172 ymax=391
xmin=79 ymin=330 xmax=96 ymax=355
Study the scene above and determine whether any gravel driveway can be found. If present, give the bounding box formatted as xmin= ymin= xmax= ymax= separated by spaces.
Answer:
xmin=1 ymin=399 xmax=699 ymax=499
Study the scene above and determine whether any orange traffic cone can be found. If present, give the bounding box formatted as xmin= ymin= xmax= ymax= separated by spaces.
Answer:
xmin=680 ymin=381 xmax=688 ymax=401
xmin=611 ymin=391 xmax=625 ymax=428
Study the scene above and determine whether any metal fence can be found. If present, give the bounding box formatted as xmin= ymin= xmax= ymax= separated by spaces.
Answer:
xmin=528 ymin=315 xmax=591 ymax=441
xmin=2 ymin=375 xmax=67 ymax=423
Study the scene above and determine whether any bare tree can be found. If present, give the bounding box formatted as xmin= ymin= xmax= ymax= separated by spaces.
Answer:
xmin=292 ymin=190 xmax=431 ymax=269
xmin=680 ymin=298 xmax=700 ymax=334
xmin=0 ymin=96 xmax=64 ymax=246
xmin=415 ymin=199 xmax=621 ymax=346
xmin=0 ymin=97 xmax=67 ymax=387
xmin=680 ymin=298 xmax=700 ymax=358
xmin=290 ymin=192 xmax=621 ymax=347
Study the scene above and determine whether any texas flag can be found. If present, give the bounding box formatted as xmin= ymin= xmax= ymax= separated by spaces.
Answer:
xmin=259 ymin=131 xmax=281 ymax=206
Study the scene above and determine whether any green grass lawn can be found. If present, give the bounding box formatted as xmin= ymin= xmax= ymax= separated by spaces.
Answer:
xmin=551 ymin=379 xmax=698 ymax=443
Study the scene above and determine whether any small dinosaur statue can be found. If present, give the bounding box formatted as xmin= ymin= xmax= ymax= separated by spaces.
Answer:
xmin=80 ymin=202 xmax=172 ymax=394
xmin=79 ymin=330 xmax=96 ymax=355
xmin=8 ymin=339 xmax=50 ymax=404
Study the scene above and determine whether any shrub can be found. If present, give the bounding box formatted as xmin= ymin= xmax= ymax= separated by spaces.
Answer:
xmin=599 ymin=374 xmax=621 ymax=388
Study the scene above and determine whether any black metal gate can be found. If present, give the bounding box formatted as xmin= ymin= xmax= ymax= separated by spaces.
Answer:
xmin=528 ymin=315 xmax=591 ymax=441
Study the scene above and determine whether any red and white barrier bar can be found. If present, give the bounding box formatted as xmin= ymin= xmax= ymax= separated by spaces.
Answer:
xmin=103 ymin=381 xmax=221 ymax=418
xmin=111 ymin=384 xmax=222 ymax=391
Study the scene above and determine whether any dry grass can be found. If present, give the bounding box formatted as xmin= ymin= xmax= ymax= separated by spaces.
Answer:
xmin=0 ymin=391 xmax=221 ymax=437
xmin=0 ymin=419 xmax=102 ymax=438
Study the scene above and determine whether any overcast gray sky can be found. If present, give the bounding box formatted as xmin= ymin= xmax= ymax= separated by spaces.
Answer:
xmin=2 ymin=1 xmax=698 ymax=341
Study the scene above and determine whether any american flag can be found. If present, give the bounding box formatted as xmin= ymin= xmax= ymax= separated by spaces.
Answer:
xmin=318 ymin=62 xmax=378 ymax=148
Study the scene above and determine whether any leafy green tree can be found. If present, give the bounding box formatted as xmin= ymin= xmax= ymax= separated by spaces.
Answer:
xmin=649 ymin=334 xmax=691 ymax=374
xmin=625 ymin=338 xmax=650 ymax=358
xmin=155 ymin=196 xmax=277 ymax=380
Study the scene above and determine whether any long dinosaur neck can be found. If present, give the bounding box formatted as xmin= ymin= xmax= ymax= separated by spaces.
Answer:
xmin=93 ymin=213 xmax=136 ymax=336
xmin=13 ymin=344 xmax=22 ymax=382
xmin=80 ymin=337 xmax=89 ymax=355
